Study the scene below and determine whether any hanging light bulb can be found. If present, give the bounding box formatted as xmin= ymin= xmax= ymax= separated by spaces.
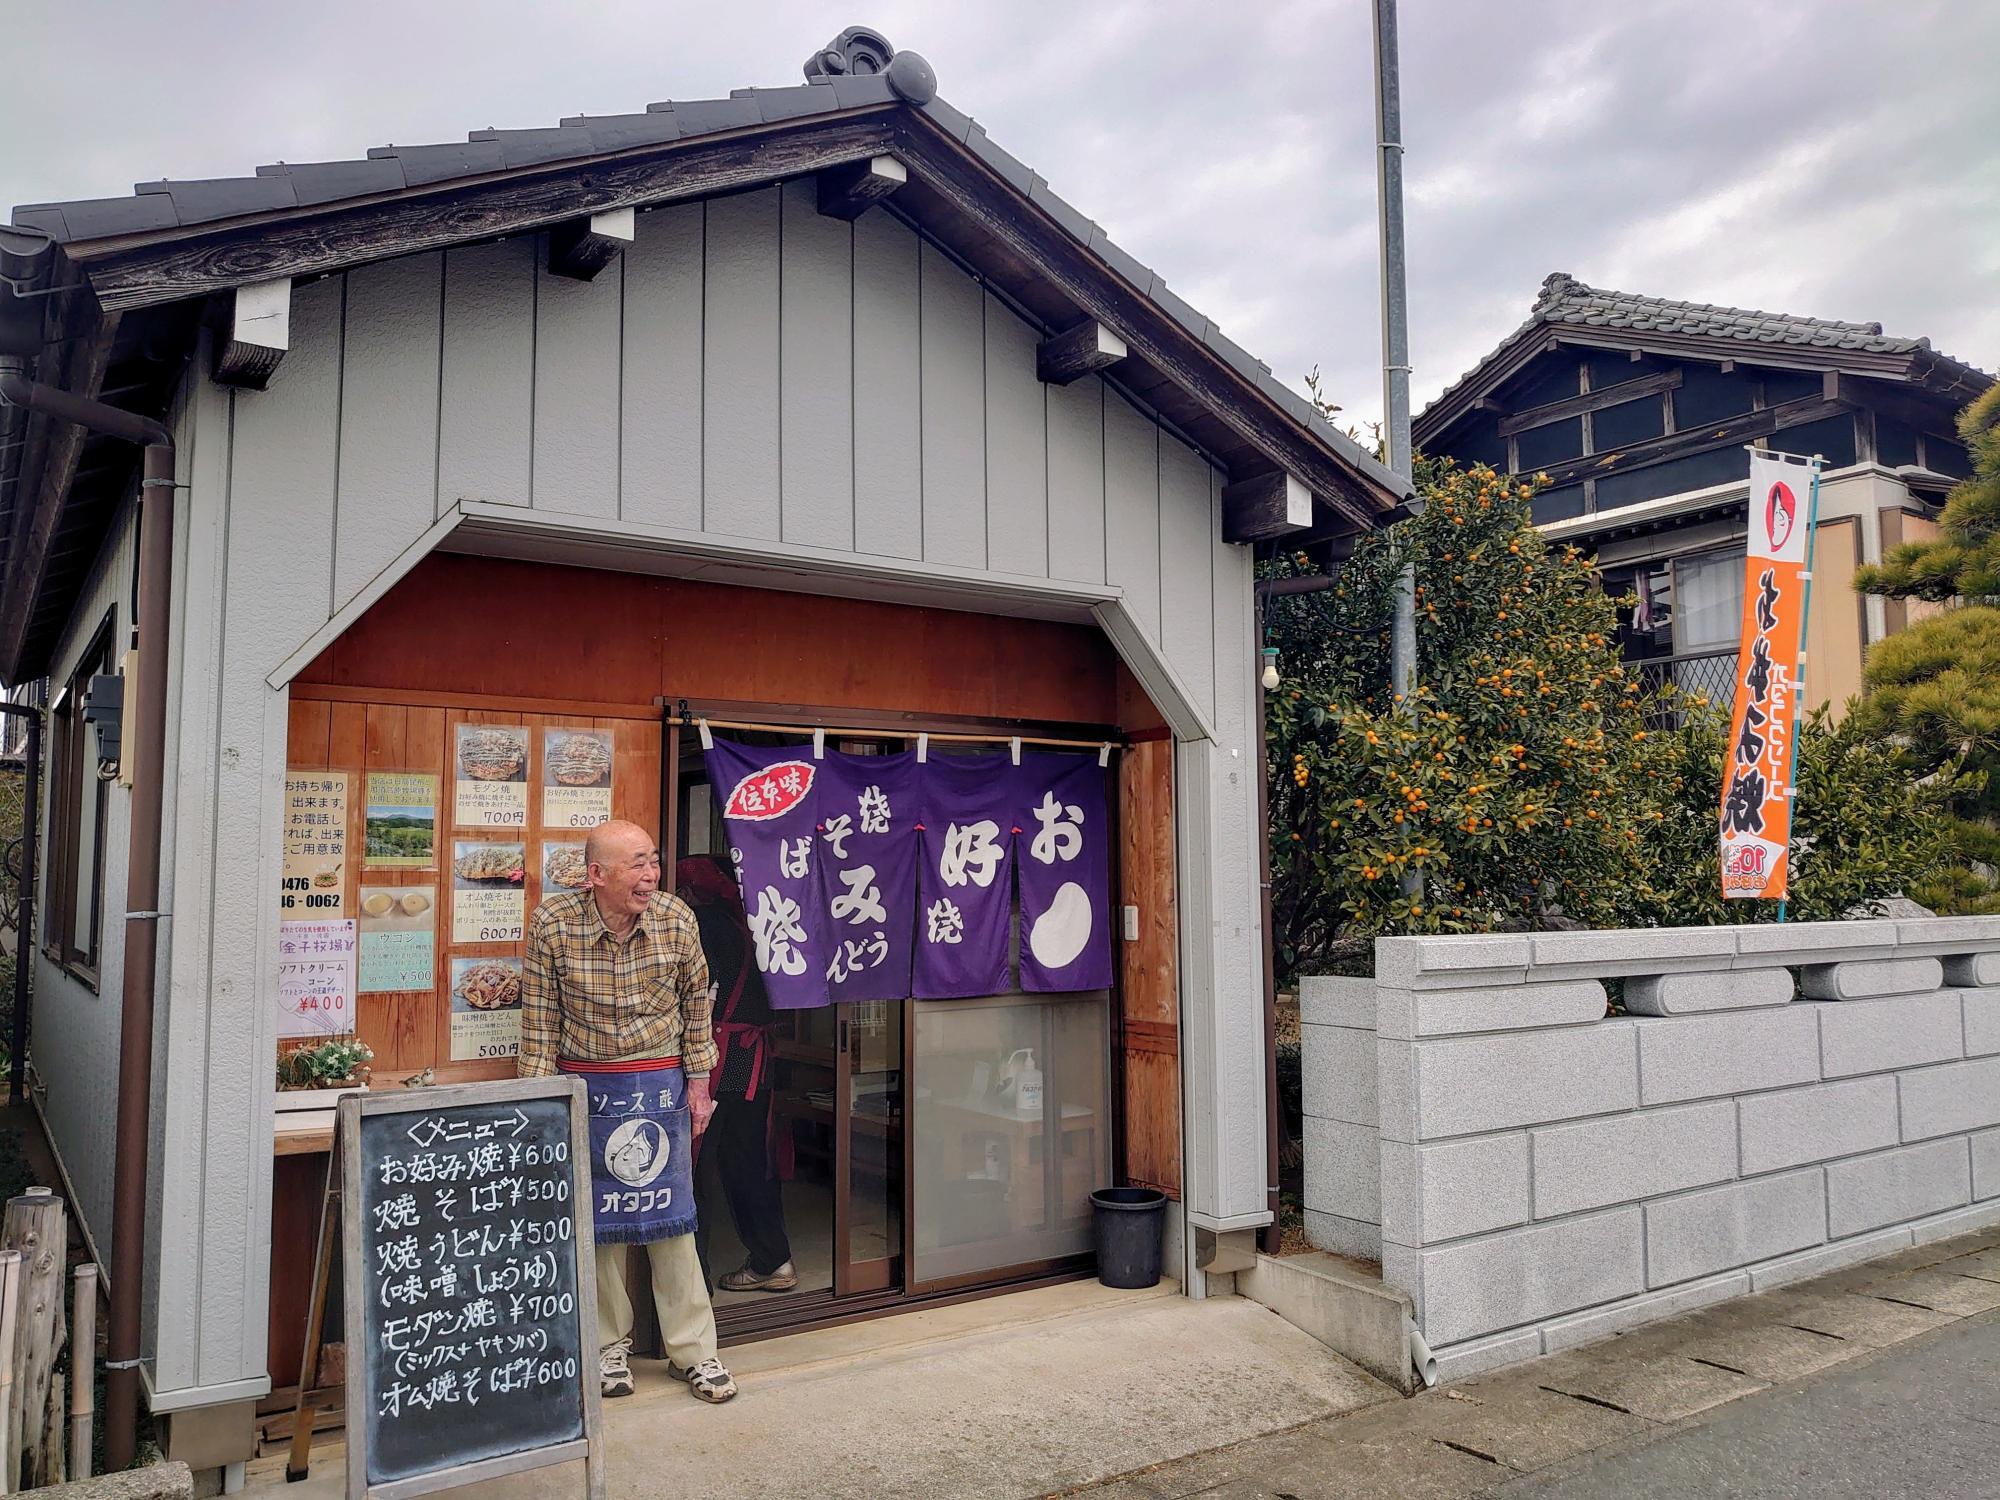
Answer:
xmin=1260 ymin=646 xmax=1281 ymax=691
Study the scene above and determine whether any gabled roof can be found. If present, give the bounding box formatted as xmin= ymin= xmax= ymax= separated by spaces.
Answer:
xmin=1 ymin=32 xmax=1411 ymax=685
xmin=1418 ymin=271 xmax=1990 ymax=443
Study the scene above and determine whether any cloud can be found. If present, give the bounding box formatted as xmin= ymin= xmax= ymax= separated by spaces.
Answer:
xmin=4 ymin=0 xmax=1995 ymax=435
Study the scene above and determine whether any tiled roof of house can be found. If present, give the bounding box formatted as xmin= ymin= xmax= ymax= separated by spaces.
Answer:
xmin=1421 ymin=272 xmax=1988 ymax=431
xmin=1528 ymin=272 xmax=1924 ymax=354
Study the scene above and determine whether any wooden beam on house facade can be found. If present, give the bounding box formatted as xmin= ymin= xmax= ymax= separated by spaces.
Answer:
xmin=1220 ymin=472 xmax=1312 ymax=543
xmin=66 ymin=112 xmax=900 ymax=311
xmin=815 ymin=154 xmax=907 ymax=220
xmin=211 ymin=278 xmax=291 ymax=389
xmin=1536 ymin=393 xmax=1850 ymax=489
xmin=547 ymin=208 xmax=635 ymax=282
xmin=1036 ymin=319 xmax=1127 ymax=386
xmin=1497 ymin=368 xmax=1682 ymax=437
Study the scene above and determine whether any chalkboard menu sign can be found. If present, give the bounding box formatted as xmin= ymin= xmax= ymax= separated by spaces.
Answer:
xmin=337 ymin=1079 xmax=604 ymax=1500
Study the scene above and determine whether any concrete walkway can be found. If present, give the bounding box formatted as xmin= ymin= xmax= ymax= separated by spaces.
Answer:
xmin=250 ymin=1278 xmax=1393 ymax=1500
xmin=1068 ymin=1223 xmax=2000 ymax=1498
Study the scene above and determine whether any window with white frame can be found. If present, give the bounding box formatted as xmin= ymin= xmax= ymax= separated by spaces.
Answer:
xmin=46 ymin=615 xmax=115 ymax=980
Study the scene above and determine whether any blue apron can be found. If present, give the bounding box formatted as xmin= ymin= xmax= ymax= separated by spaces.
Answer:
xmin=559 ymin=1057 xmax=698 ymax=1245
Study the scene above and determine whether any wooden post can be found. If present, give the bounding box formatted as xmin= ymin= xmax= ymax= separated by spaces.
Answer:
xmin=2 ymin=1189 xmax=67 ymax=1491
xmin=286 ymin=1149 xmax=345 ymax=1481
xmin=68 ymin=1265 xmax=94 ymax=1481
xmin=0 ymin=1251 xmax=21 ymax=1496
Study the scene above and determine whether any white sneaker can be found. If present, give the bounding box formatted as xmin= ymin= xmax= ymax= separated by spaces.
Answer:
xmin=599 ymin=1337 xmax=635 ymax=1398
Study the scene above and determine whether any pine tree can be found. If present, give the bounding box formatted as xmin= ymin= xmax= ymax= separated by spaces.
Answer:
xmin=1852 ymin=385 xmax=2000 ymax=911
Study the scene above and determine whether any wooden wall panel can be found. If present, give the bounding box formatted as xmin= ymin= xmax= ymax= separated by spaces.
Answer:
xmin=1119 ymin=737 xmax=1180 ymax=1197
xmin=438 ymin=237 xmax=535 ymax=509
xmin=620 ymin=202 xmax=705 ymax=531
xmin=918 ymin=239 xmax=987 ymax=568
xmin=298 ymin=553 xmax=1123 ymax=728
xmin=285 ymin=694 xmax=661 ymax=1088
xmin=703 ymin=189 xmax=782 ymax=541
xmin=779 ymin=179 xmax=855 ymax=551
xmin=851 ymin=209 xmax=923 ymax=560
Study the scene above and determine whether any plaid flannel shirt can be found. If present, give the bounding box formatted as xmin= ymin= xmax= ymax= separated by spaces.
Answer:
xmin=518 ymin=889 xmax=717 ymax=1079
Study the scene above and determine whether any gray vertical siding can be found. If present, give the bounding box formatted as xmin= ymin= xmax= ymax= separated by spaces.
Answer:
xmin=439 ymin=238 xmax=534 ymax=509
xmin=778 ymin=180 xmax=856 ymax=551
xmin=918 ymin=239 xmax=987 ymax=568
xmin=983 ymin=292 xmax=1048 ymax=577
xmin=532 ymin=244 xmax=622 ymax=519
xmin=619 ymin=203 xmax=704 ymax=530
xmin=131 ymin=186 xmax=1275 ymax=1398
xmin=703 ymin=189 xmax=782 ymax=540
xmin=336 ymin=256 xmax=442 ymax=604
xmin=851 ymin=208 xmax=922 ymax=559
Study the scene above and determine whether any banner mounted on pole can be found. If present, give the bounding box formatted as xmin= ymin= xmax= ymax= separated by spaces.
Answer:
xmin=1719 ymin=451 xmax=1820 ymax=901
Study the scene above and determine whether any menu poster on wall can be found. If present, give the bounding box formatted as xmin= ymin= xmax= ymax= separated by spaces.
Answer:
xmin=363 ymin=771 xmax=438 ymax=869
xmin=280 ymin=772 xmax=348 ymax=918
xmin=449 ymin=956 xmax=523 ymax=1061
xmin=277 ymin=919 xmax=357 ymax=1037
xmin=542 ymin=841 xmax=589 ymax=895
xmin=451 ymin=841 xmax=526 ymax=944
xmin=357 ymin=884 xmax=436 ymax=993
xmin=543 ymin=729 xmax=614 ymax=830
xmin=453 ymin=724 xmax=529 ymax=829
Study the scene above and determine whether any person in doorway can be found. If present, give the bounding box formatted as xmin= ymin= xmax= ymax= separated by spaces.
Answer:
xmin=519 ymin=818 xmax=738 ymax=1404
xmin=677 ymin=855 xmax=797 ymax=1293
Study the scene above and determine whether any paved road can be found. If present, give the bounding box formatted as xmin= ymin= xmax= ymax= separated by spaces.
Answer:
xmin=1498 ymin=1309 xmax=2000 ymax=1499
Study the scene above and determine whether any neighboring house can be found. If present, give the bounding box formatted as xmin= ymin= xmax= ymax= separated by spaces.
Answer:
xmin=0 ymin=26 xmax=1404 ymax=1476
xmin=1415 ymin=273 xmax=1991 ymax=712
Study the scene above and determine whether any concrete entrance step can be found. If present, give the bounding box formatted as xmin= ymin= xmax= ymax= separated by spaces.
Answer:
xmin=1238 ymin=1251 xmax=1419 ymax=1393
xmin=248 ymin=1279 xmax=1395 ymax=1500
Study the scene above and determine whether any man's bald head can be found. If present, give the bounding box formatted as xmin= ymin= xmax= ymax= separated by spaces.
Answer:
xmin=585 ymin=820 xmax=661 ymax=925
xmin=585 ymin=819 xmax=652 ymax=869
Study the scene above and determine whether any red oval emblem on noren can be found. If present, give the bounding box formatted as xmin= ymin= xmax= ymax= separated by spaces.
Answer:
xmin=723 ymin=760 xmax=815 ymax=821
xmin=1765 ymin=480 xmax=1796 ymax=551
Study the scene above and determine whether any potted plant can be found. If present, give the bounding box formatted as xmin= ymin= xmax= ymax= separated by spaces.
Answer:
xmin=275 ymin=1036 xmax=375 ymax=1111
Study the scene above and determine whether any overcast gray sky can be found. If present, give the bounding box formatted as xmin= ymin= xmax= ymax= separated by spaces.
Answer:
xmin=6 ymin=1 xmax=1996 ymax=429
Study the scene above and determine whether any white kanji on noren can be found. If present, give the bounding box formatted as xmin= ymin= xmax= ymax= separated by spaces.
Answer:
xmin=858 ymin=784 xmax=892 ymax=834
xmin=939 ymin=820 xmax=1005 ymax=888
xmin=1030 ymin=790 xmax=1084 ymax=865
xmin=821 ymin=814 xmax=854 ymax=860
xmin=779 ymin=836 xmax=812 ymax=879
xmin=926 ymin=898 xmax=965 ymax=945
xmin=830 ymin=864 xmax=887 ymax=926
xmin=748 ymin=886 xmax=809 ymax=976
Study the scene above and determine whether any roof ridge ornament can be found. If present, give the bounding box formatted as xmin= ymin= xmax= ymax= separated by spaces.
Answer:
xmin=803 ymin=25 xmax=936 ymax=104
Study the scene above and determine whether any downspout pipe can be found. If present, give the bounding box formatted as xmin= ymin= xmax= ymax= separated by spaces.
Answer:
xmin=0 ymin=699 xmax=42 ymax=1106
xmin=0 ymin=368 xmax=173 ymax=1473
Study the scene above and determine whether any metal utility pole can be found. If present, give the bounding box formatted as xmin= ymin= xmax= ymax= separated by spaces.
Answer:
xmin=1374 ymin=0 xmax=1420 ymax=900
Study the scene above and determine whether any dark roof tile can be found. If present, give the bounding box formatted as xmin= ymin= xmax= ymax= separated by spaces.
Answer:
xmin=653 ymin=97 xmax=761 ymax=134
xmin=16 ymin=192 xmax=178 ymax=238
xmin=825 ymin=73 xmax=896 ymax=110
xmin=556 ymin=112 xmax=685 ymax=152
xmin=255 ymin=156 xmax=409 ymax=204
xmin=963 ymin=123 xmax=1033 ymax=195
xmin=1026 ymin=176 xmax=1094 ymax=245
xmin=741 ymin=85 xmax=841 ymax=124
xmin=135 ymin=174 xmax=299 ymax=225
xmin=917 ymin=95 xmax=974 ymax=143
xmin=367 ymin=140 xmax=507 ymax=185
xmin=1084 ymin=225 xmax=1149 ymax=293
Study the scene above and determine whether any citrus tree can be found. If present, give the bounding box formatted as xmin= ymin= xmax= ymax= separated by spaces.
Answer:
xmin=1265 ymin=461 xmax=1676 ymax=975
xmin=1266 ymin=459 xmax=1955 ymax=979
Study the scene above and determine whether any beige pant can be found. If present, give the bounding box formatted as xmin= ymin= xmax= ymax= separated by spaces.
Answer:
xmin=595 ymin=1235 xmax=718 ymax=1367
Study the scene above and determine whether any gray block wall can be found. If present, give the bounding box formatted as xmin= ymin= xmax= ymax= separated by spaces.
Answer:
xmin=1301 ymin=916 xmax=2000 ymax=1381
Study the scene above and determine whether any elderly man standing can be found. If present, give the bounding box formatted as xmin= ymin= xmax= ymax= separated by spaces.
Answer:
xmin=519 ymin=817 xmax=737 ymax=1404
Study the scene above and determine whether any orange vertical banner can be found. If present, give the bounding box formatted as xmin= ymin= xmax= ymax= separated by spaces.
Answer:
xmin=1719 ymin=453 xmax=1815 ymax=899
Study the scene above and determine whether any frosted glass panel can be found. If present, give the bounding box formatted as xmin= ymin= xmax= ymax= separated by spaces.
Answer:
xmin=912 ymin=992 xmax=1110 ymax=1285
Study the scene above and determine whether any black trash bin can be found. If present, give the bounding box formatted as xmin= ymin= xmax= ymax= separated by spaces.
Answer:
xmin=1090 ymin=1186 xmax=1167 ymax=1288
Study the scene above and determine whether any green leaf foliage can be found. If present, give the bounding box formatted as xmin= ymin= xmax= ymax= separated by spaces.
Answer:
xmin=1265 ymin=459 xmax=1953 ymax=980
xmin=1852 ymin=385 xmax=2000 ymax=911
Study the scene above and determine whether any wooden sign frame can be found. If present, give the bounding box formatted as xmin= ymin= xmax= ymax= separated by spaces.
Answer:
xmin=335 ymin=1078 xmax=605 ymax=1500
